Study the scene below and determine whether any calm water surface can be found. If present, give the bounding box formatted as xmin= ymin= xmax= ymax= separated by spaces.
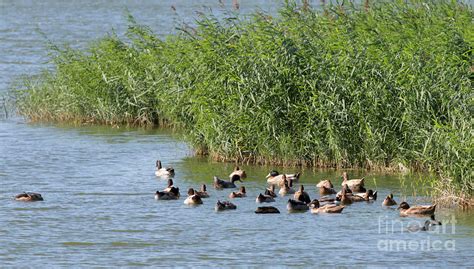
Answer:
xmin=1 ymin=0 xmax=473 ymax=267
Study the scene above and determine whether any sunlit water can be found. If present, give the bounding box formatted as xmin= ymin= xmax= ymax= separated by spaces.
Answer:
xmin=0 ymin=0 xmax=473 ymax=267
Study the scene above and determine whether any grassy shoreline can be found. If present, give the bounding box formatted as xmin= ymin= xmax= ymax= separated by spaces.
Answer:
xmin=13 ymin=1 xmax=473 ymax=206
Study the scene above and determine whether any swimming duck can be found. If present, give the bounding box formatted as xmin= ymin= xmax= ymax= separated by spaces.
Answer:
xmin=195 ymin=184 xmax=209 ymax=198
xmin=354 ymin=189 xmax=378 ymax=201
xmin=155 ymin=180 xmax=180 ymax=200
xmin=408 ymin=215 xmax=442 ymax=232
xmin=341 ymin=188 xmax=373 ymax=203
xmin=279 ymin=178 xmax=295 ymax=196
xmin=287 ymin=199 xmax=309 ymax=212
xmin=229 ymin=166 xmax=246 ymax=179
xmin=14 ymin=192 xmax=43 ymax=202
xmin=155 ymin=160 xmax=175 ymax=177
xmin=256 ymin=193 xmax=275 ymax=203
xmin=255 ymin=206 xmax=280 ymax=214
xmin=266 ymin=171 xmax=300 ymax=186
xmin=294 ymin=185 xmax=311 ymax=204
xmin=341 ymin=172 xmax=366 ymax=193
xmin=397 ymin=201 xmax=436 ymax=216
xmin=319 ymin=185 xmax=337 ymax=196
xmin=155 ymin=187 xmax=180 ymax=200
xmin=184 ymin=188 xmax=203 ymax=205
xmin=215 ymin=200 xmax=237 ymax=211
xmin=163 ymin=179 xmax=176 ymax=192
xmin=382 ymin=193 xmax=397 ymax=206
xmin=309 ymin=199 xmax=345 ymax=214
xmin=229 ymin=186 xmax=247 ymax=198
xmin=339 ymin=186 xmax=353 ymax=205
xmin=265 ymin=185 xmax=277 ymax=198
xmin=316 ymin=179 xmax=334 ymax=189
xmin=428 ymin=214 xmax=442 ymax=226
xmin=213 ymin=175 xmax=242 ymax=189
xmin=336 ymin=184 xmax=353 ymax=199
xmin=319 ymin=196 xmax=337 ymax=204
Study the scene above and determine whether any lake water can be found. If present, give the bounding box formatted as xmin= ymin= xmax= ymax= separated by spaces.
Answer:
xmin=1 ymin=1 xmax=473 ymax=267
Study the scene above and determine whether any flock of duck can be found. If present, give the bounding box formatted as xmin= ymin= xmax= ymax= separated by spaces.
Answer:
xmin=13 ymin=159 xmax=441 ymax=231
xmin=152 ymin=161 xmax=441 ymax=230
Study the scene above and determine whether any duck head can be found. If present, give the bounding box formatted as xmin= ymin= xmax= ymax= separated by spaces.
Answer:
xmin=231 ymin=174 xmax=243 ymax=183
xmin=397 ymin=201 xmax=410 ymax=210
xmin=240 ymin=186 xmax=246 ymax=194
xmin=167 ymin=179 xmax=174 ymax=187
xmin=187 ymin=188 xmax=195 ymax=196
xmin=156 ymin=160 xmax=162 ymax=169
xmin=299 ymin=185 xmax=305 ymax=192
xmin=266 ymin=170 xmax=280 ymax=178
xmin=201 ymin=184 xmax=207 ymax=192
xmin=215 ymin=200 xmax=225 ymax=210
xmin=309 ymin=199 xmax=320 ymax=209
xmin=422 ymin=220 xmax=431 ymax=231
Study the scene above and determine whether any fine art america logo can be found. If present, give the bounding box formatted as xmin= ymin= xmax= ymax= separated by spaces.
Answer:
xmin=377 ymin=215 xmax=456 ymax=251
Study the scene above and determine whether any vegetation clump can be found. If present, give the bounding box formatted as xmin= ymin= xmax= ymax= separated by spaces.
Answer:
xmin=14 ymin=1 xmax=473 ymax=206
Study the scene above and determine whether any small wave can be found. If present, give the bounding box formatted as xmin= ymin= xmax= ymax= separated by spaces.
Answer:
xmin=12 ymin=206 xmax=64 ymax=211
xmin=109 ymin=229 xmax=146 ymax=233
xmin=61 ymin=242 xmax=96 ymax=246
xmin=110 ymin=242 xmax=157 ymax=247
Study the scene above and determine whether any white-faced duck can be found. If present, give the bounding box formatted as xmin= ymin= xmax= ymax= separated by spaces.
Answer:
xmin=256 ymin=193 xmax=275 ymax=203
xmin=229 ymin=166 xmax=246 ymax=180
xmin=195 ymin=184 xmax=209 ymax=198
xmin=397 ymin=201 xmax=436 ymax=217
xmin=155 ymin=160 xmax=175 ymax=177
xmin=279 ymin=178 xmax=295 ymax=196
xmin=287 ymin=199 xmax=309 ymax=212
xmin=309 ymin=199 xmax=345 ymax=214
xmin=215 ymin=200 xmax=237 ymax=211
xmin=184 ymin=188 xmax=203 ymax=205
xmin=15 ymin=192 xmax=43 ymax=202
xmin=213 ymin=175 xmax=242 ymax=189
xmin=382 ymin=193 xmax=397 ymax=206
xmin=255 ymin=206 xmax=280 ymax=214
xmin=294 ymin=185 xmax=311 ymax=204
xmin=266 ymin=170 xmax=300 ymax=186
xmin=229 ymin=186 xmax=247 ymax=199
xmin=341 ymin=172 xmax=366 ymax=193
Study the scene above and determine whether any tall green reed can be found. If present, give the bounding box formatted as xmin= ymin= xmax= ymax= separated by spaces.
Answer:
xmin=13 ymin=0 xmax=473 ymax=204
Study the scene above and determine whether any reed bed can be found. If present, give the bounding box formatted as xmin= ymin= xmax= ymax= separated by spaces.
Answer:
xmin=13 ymin=1 xmax=473 ymax=205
